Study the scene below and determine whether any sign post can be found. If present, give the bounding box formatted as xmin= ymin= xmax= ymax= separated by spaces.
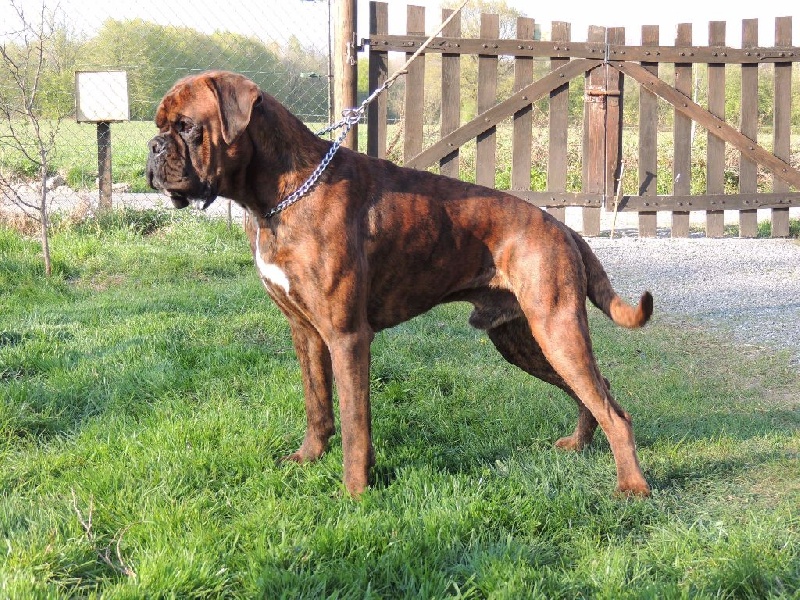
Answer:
xmin=75 ymin=71 xmax=129 ymax=211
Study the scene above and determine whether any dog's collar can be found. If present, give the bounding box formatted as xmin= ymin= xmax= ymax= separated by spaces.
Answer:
xmin=264 ymin=139 xmax=338 ymax=219
xmin=265 ymin=109 xmax=362 ymax=219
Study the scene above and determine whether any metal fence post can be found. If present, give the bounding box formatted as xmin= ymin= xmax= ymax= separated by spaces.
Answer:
xmin=97 ymin=121 xmax=112 ymax=211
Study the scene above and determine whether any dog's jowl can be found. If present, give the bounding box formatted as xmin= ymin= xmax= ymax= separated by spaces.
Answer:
xmin=148 ymin=70 xmax=654 ymax=497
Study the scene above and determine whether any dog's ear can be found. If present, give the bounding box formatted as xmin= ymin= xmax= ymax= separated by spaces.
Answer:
xmin=207 ymin=72 xmax=262 ymax=145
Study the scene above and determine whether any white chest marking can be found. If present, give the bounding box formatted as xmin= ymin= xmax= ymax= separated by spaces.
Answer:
xmin=255 ymin=225 xmax=290 ymax=294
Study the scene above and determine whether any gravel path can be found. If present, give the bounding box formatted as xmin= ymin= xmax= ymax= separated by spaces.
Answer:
xmin=4 ymin=189 xmax=799 ymax=365
xmin=587 ymin=236 xmax=800 ymax=365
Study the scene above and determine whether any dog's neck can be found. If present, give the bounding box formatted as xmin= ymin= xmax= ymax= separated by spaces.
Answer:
xmin=243 ymin=95 xmax=332 ymax=220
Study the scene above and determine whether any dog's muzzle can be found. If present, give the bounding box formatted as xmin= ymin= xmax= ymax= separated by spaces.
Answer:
xmin=146 ymin=135 xmax=169 ymax=191
xmin=146 ymin=135 xmax=214 ymax=209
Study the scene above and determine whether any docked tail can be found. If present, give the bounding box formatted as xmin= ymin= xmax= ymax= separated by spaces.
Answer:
xmin=607 ymin=290 xmax=653 ymax=328
xmin=572 ymin=231 xmax=653 ymax=329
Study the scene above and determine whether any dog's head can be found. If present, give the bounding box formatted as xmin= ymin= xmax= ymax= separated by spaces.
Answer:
xmin=146 ymin=71 xmax=261 ymax=209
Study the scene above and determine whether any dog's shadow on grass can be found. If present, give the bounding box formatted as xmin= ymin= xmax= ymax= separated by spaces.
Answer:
xmin=371 ymin=464 xmax=401 ymax=489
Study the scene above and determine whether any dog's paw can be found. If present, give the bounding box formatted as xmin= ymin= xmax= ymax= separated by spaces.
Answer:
xmin=554 ymin=435 xmax=586 ymax=451
xmin=343 ymin=473 xmax=369 ymax=499
xmin=615 ymin=481 xmax=651 ymax=498
xmin=279 ymin=441 xmax=327 ymax=464
xmin=279 ymin=451 xmax=306 ymax=464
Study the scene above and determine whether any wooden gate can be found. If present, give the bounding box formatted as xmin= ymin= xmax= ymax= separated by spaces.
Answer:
xmin=365 ymin=3 xmax=799 ymax=237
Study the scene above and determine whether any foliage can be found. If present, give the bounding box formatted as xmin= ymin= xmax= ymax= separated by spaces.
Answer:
xmin=1 ymin=17 xmax=329 ymax=124
xmin=78 ymin=19 xmax=327 ymax=121
xmin=0 ymin=4 xmax=80 ymax=120
xmin=1 ymin=12 xmax=330 ymax=195
xmin=0 ymin=211 xmax=798 ymax=596
xmin=0 ymin=0 xmax=79 ymax=276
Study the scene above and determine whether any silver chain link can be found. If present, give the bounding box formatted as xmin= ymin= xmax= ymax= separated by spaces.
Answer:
xmin=264 ymin=94 xmax=374 ymax=219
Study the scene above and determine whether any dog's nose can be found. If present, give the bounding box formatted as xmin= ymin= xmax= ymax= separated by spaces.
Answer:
xmin=149 ymin=136 xmax=165 ymax=156
xmin=146 ymin=136 xmax=166 ymax=190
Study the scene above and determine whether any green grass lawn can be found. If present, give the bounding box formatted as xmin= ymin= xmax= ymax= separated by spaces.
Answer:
xmin=1 ymin=210 xmax=798 ymax=598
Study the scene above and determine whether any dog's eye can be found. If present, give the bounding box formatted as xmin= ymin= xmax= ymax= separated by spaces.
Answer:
xmin=176 ymin=118 xmax=195 ymax=134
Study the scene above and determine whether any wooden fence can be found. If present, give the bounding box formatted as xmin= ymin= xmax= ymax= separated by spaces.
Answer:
xmin=365 ymin=3 xmax=799 ymax=237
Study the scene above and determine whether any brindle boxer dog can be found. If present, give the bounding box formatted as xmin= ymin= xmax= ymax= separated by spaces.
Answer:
xmin=147 ymin=70 xmax=653 ymax=497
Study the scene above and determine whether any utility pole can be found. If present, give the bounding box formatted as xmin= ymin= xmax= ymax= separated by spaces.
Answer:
xmin=334 ymin=0 xmax=358 ymax=150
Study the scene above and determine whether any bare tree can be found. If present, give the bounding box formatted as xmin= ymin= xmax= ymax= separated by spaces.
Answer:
xmin=0 ymin=1 xmax=71 ymax=276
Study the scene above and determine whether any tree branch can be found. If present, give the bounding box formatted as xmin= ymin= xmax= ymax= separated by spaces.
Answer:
xmin=71 ymin=489 xmax=138 ymax=579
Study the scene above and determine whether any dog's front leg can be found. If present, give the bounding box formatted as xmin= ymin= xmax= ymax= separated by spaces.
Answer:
xmin=328 ymin=328 xmax=375 ymax=496
xmin=282 ymin=322 xmax=335 ymax=463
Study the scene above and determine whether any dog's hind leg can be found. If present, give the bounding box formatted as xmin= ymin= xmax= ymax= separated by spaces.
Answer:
xmin=521 ymin=300 xmax=649 ymax=496
xmin=486 ymin=317 xmax=598 ymax=450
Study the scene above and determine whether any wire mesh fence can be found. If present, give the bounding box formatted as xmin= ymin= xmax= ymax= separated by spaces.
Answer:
xmin=0 ymin=0 xmax=332 ymax=211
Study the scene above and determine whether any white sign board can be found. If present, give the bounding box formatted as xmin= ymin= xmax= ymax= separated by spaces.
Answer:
xmin=75 ymin=71 xmax=129 ymax=123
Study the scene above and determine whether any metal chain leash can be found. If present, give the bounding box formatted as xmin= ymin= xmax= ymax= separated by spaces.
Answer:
xmin=264 ymin=109 xmax=360 ymax=219
xmin=264 ymin=0 xmax=469 ymax=219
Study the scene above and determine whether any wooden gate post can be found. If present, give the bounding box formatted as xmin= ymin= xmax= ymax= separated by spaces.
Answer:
xmin=638 ymin=25 xmax=659 ymax=237
xmin=367 ymin=1 xmax=388 ymax=158
xmin=583 ymin=26 xmax=624 ymax=237
xmin=706 ymin=21 xmax=726 ymax=238
xmin=334 ymin=0 xmax=358 ymax=150
xmin=440 ymin=8 xmax=462 ymax=178
xmin=582 ymin=25 xmax=606 ymax=236
xmin=548 ymin=22 xmax=571 ymax=224
xmin=672 ymin=23 xmax=693 ymax=238
xmin=403 ymin=5 xmax=426 ymax=163
xmin=606 ymin=28 xmax=624 ymax=205
xmin=773 ymin=16 xmax=792 ymax=238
